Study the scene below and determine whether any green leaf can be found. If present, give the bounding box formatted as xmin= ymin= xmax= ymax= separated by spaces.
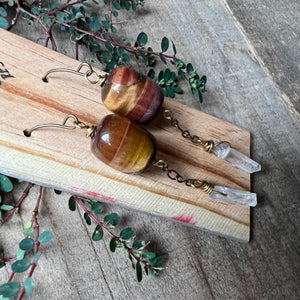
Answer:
xmin=187 ymin=63 xmax=194 ymax=74
xmin=102 ymin=20 xmax=110 ymax=30
xmin=43 ymin=16 xmax=51 ymax=25
xmin=171 ymin=40 xmax=177 ymax=55
xmin=34 ymin=252 xmax=41 ymax=263
xmin=147 ymin=69 xmax=155 ymax=79
xmin=173 ymin=86 xmax=183 ymax=93
xmin=142 ymin=252 xmax=156 ymax=259
xmin=159 ymin=53 xmax=167 ymax=64
xmin=91 ymin=202 xmax=101 ymax=214
xmin=84 ymin=213 xmax=91 ymax=225
xmin=55 ymin=11 xmax=66 ymax=22
xmin=0 ymin=175 xmax=13 ymax=192
xmin=161 ymin=37 xmax=169 ymax=52
xmin=0 ymin=7 xmax=7 ymax=17
xmin=19 ymin=238 xmax=34 ymax=251
xmin=8 ymin=0 xmax=14 ymax=7
xmin=23 ymin=227 xmax=34 ymax=236
xmin=113 ymin=1 xmax=121 ymax=9
xmin=17 ymin=249 xmax=25 ymax=260
xmin=75 ymin=12 xmax=84 ymax=18
xmin=136 ymin=261 xmax=142 ymax=282
xmin=0 ymin=282 xmax=20 ymax=298
xmin=92 ymin=225 xmax=103 ymax=241
xmin=0 ymin=205 xmax=13 ymax=211
xmin=150 ymin=255 xmax=162 ymax=267
xmin=0 ymin=262 xmax=5 ymax=269
xmin=31 ymin=7 xmax=40 ymax=15
xmin=137 ymin=32 xmax=148 ymax=46
xmin=164 ymin=68 xmax=171 ymax=81
xmin=89 ymin=12 xmax=100 ymax=31
xmin=82 ymin=2 xmax=92 ymax=7
xmin=120 ymin=227 xmax=134 ymax=240
xmin=104 ymin=213 xmax=119 ymax=226
xmin=109 ymin=237 xmax=117 ymax=252
xmin=24 ymin=278 xmax=34 ymax=295
xmin=132 ymin=240 xmax=144 ymax=250
xmin=68 ymin=196 xmax=76 ymax=211
xmin=178 ymin=69 xmax=185 ymax=80
xmin=49 ymin=1 xmax=58 ymax=9
xmin=54 ymin=189 xmax=62 ymax=195
xmin=166 ymin=85 xmax=174 ymax=98
xmin=38 ymin=230 xmax=53 ymax=245
xmin=121 ymin=53 xmax=130 ymax=62
xmin=113 ymin=10 xmax=118 ymax=17
xmin=24 ymin=221 xmax=32 ymax=230
xmin=11 ymin=259 xmax=30 ymax=273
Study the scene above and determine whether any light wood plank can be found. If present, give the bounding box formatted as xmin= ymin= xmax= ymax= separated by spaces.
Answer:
xmin=0 ymin=28 xmax=251 ymax=242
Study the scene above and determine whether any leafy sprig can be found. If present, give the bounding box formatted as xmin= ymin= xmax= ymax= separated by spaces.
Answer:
xmin=71 ymin=195 xmax=163 ymax=282
xmin=0 ymin=0 xmax=207 ymax=102
xmin=0 ymin=186 xmax=53 ymax=299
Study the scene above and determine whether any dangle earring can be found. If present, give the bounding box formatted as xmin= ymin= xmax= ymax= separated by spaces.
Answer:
xmin=42 ymin=63 xmax=261 ymax=174
xmin=23 ymin=114 xmax=257 ymax=207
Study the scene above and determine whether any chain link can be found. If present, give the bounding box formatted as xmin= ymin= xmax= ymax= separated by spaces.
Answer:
xmin=152 ymin=159 xmax=214 ymax=193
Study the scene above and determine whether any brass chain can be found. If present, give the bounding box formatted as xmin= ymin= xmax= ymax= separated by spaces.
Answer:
xmin=162 ymin=108 xmax=216 ymax=153
xmin=152 ymin=159 xmax=214 ymax=194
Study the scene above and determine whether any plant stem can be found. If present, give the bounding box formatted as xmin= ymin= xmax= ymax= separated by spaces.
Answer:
xmin=17 ymin=186 xmax=43 ymax=300
xmin=0 ymin=182 xmax=34 ymax=225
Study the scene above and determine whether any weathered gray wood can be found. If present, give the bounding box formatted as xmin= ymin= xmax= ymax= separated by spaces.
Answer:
xmin=1 ymin=0 xmax=299 ymax=299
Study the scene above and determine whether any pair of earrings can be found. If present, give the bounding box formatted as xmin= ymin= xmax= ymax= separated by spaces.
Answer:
xmin=24 ymin=63 xmax=260 ymax=207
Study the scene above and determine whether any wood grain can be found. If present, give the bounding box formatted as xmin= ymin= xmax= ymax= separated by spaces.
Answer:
xmin=0 ymin=29 xmax=251 ymax=241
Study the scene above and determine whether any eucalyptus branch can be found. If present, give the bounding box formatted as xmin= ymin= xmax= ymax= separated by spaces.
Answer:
xmin=71 ymin=195 xmax=163 ymax=281
xmin=16 ymin=186 xmax=43 ymax=300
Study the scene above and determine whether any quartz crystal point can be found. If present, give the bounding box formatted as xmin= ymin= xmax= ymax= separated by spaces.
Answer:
xmin=213 ymin=141 xmax=261 ymax=173
xmin=209 ymin=186 xmax=257 ymax=207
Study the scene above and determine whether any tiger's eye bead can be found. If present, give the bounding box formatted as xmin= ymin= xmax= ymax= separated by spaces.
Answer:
xmin=91 ymin=114 xmax=156 ymax=174
xmin=101 ymin=67 xmax=164 ymax=123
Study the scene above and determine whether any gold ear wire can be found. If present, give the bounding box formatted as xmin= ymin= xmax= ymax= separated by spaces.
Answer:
xmin=42 ymin=62 xmax=108 ymax=86
xmin=23 ymin=114 xmax=95 ymax=138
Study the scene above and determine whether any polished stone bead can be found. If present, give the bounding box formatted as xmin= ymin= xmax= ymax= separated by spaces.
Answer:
xmin=101 ymin=67 xmax=164 ymax=123
xmin=209 ymin=185 xmax=257 ymax=206
xmin=214 ymin=141 xmax=261 ymax=173
xmin=91 ymin=114 xmax=156 ymax=173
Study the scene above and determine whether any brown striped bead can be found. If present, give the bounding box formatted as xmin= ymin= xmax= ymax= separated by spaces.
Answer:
xmin=91 ymin=114 xmax=156 ymax=174
xmin=101 ymin=67 xmax=164 ymax=123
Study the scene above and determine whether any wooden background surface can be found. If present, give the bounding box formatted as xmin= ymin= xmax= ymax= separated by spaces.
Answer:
xmin=1 ymin=0 xmax=299 ymax=299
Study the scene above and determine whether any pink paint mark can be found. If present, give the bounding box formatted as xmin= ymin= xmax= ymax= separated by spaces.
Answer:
xmin=71 ymin=187 xmax=118 ymax=203
xmin=172 ymin=214 xmax=196 ymax=225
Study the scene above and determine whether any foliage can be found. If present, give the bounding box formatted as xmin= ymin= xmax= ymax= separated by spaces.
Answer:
xmin=0 ymin=0 xmax=207 ymax=102
xmin=71 ymin=196 xmax=164 ymax=282
xmin=0 ymin=183 xmax=53 ymax=299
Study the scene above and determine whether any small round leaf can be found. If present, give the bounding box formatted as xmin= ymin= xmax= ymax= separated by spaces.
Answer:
xmin=92 ymin=226 xmax=103 ymax=241
xmin=24 ymin=278 xmax=34 ymax=295
xmin=0 ymin=282 xmax=20 ymax=297
xmin=137 ymin=32 xmax=148 ymax=45
xmin=0 ymin=175 xmax=13 ymax=192
xmin=11 ymin=259 xmax=30 ymax=273
xmin=19 ymin=238 xmax=34 ymax=251
xmin=38 ymin=231 xmax=53 ymax=245
xmin=104 ymin=213 xmax=119 ymax=226
xmin=120 ymin=227 xmax=134 ymax=240
xmin=161 ymin=37 xmax=169 ymax=52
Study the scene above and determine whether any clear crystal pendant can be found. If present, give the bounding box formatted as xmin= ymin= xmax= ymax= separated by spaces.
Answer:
xmin=213 ymin=141 xmax=261 ymax=174
xmin=209 ymin=185 xmax=257 ymax=207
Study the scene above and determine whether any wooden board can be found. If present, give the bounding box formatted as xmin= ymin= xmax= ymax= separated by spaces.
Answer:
xmin=0 ymin=29 xmax=251 ymax=242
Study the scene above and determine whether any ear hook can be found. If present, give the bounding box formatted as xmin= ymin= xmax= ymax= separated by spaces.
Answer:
xmin=42 ymin=62 xmax=108 ymax=86
xmin=23 ymin=114 xmax=95 ymax=138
